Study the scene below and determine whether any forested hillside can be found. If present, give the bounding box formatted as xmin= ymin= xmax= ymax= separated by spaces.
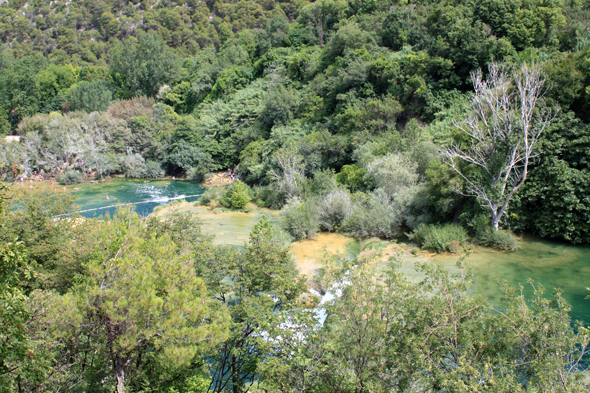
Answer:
xmin=3 ymin=1 xmax=590 ymax=391
xmin=1 ymin=0 xmax=590 ymax=243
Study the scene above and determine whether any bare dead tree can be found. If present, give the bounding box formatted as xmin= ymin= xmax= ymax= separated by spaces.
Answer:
xmin=269 ymin=147 xmax=305 ymax=199
xmin=441 ymin=63 xmax=558 ymax=230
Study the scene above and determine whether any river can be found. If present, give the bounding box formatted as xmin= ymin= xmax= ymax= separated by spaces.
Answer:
xmin=431 ymin=237 xmax=590 ymax=323
xmin=72 ymin=178 xmax=204 ymax=217
xmin=71 ymin=179 xmax=590 ymax=324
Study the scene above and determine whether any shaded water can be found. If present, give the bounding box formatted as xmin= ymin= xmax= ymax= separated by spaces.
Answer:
xmin=72 ymin=178 xmax=204 ymax=217
xmin=430 ymin=236 xmax=590 ymax=324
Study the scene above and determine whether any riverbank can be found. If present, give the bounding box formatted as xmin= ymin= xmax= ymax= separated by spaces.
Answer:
xmin=12 ymin=177 xmax=590 ymax=324
xmin=153 ymin=201 xmax=360 ymax=280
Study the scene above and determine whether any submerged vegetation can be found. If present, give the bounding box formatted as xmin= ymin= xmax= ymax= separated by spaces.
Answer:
xmin=1 ymin=0 xmax=590 ymax=390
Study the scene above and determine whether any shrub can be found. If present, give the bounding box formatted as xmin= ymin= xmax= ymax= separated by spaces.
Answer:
xmin=230 ymin=181 xmax=252 ymax=209
xmin=411 ymin=247 xmax=420 ymax=255
xmin=279 ymin=197 xmax=320 ymax=241
xmin=409 ymin=223 xmax=468 ymax=253
xmin=345 ymin=190 xmax=400 ymax=239
xmin=220 ymin=181 xmax=252 ymax=210
xmin=336 ymin=164 xmax=367 ymax=192
xmin=477 ymin=229 xmax=519 ymax=251
xmin=448 ymin=240 xmax=463 ymax=253
xmin=317 ymin=190 xmax=353 ymax=232
xmin=199 ymin=187 xmax=223 ymax=206
xmin=303 ymin=169 xmax=338 ymax=197
xmin=68 ymin=80 xmax=113 ymax=112
xmin=186 ymin=167 xmax=208 ymax=182
xmin=364 ymin=153 xmax=419 ymax=196
xmin=106 ymin=96 xmax=155 ymax=121
xmin=254 ymin=186 xmax=285 ymax=209
xmin=56 ymin=170 xmax=82 ymax=185
xmin=143 ymin=161 xmax=164 ymax=178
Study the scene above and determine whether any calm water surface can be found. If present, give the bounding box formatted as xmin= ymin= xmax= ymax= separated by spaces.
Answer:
xmin=431 ymin=237 xmax=590 ymax=324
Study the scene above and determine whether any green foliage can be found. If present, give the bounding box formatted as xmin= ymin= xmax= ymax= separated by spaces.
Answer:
xmin=0 ymin=242 xmax=42 ymax=389
xmin=279 ymin=197 xmax=320 ymax=240
xmin=520 ymin=113 xmax=590 ymax=243
xmin=260 ymin=263 xmax=590 ymax=392
xmin=336 ymin=164 xmax=367 ymax=192
xmin=199 ymin=187 xmax=223 ymax=206
xmin=0 ymin=191 xmax=78 ymax=292
xmin=1 ymin=1 xmax=590 ymax=389
xmin=409 ymin=223 xmax=468 ymax=253
xmin=110 ymin=33 xmax=181 ymax=98
xmin=316 ymin=189 xmax=353 ymax=232
xmin=46 ymin=208 xmax=229 ymax=392
xmin=0 ymin=0 xmax=586 ymax=250
xmin=56 ymin=170 xmax=82 ymax=185
xmin=345 ymin=190 xmax=400 ymax=239
xmin=229 ymin=181 xmax=252 ymax=209
xmin=195 ymin=215 xmax=305 ymax=392
xmin=220 ymin=181 xmax=252 ymax=210
xmin=67 ymin=80 xmax=112 ymax=112
xmin=253 ymin=185 xmax=285 ymax=209
xmin=476 ymin=228 xmax=519 ymax=251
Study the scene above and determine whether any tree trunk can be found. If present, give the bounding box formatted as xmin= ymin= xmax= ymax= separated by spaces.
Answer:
xmin=116 ymin=367 xmax=125 ymax=393
xmin=491 ymin=214 xmax=500 ymax=231
xmin=232 ymin=354 xmax=240 ymax=393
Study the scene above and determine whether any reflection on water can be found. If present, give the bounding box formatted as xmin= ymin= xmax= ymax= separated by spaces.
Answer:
xmin=72 ymin=178 xmax=204 ymax=217
xmin=429 ymin=236 xmax=590 ymax=324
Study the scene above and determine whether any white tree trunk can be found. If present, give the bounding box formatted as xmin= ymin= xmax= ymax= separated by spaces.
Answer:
xmin=116 ymin=368 xmax=125 ymax=393
xmin=441 ymin=63 xmax=557 ymax=230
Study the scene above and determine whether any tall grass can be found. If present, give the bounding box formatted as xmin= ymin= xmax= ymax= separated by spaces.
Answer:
xmin=409 ymin=223 xmax=468 ymax=253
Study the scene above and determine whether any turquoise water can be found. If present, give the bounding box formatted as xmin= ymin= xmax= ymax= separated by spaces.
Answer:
xmin=431 ymin=236 xmax=590 ymax=324
xmin=70 ymin=179 xmax=590 ymax=324
xmin=72 ymin=178 xmax=204 ymax=217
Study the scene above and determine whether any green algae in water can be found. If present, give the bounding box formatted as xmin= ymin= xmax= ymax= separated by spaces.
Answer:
xmin=431 ymin=236 xmax=590 ymax=324
xmin=72 ymin=178 xmax=204 ymax=217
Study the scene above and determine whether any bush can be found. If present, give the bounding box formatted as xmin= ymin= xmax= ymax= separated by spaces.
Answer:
xmin=186 ymin=167 xmax=207 ymax=182
xmin=199 ymin=187 xmax=223 ymax=206
xmin=68 ymin=80 xmax=113 ymax=112
xmin=302 ymin=169 xmax=338 ymax=197
xmin=56 ymin=170 xmax=82 ymax=185
xmin=279 ymin=197 xmax=320 ymax=241
xmin=220 ymin=181 xmax=252 ymax=210
xmin=345 ymin=190 xmax=401 ymax=239
xmin=469 ymin=214 xmax=519 ymax=251
xmin=230 ymin=181 xmax=252 ymax=209
xmin=317 ymin=190 xmax=353 ymax=232
xmin=119 ymin=154 xmax=163 ymax=178
xmin=411 ymin=247 xmax=420 ymax=255
xmin=477 ymin=229 xmax=519 ymax=251
xmin=336 ymin=164 xmax=367 ymax=192
xmin=143 ymin=161 xmax=164 ymax=178
xmin=364 ymin=153 xmax=419 ymax=196
xmin=254 ymin=186 xmax=285 ymax=209
xmin=106 ymin=96 xmax=155 ymax=120
xmin=409 ymin=223 xmax=468 ymax=253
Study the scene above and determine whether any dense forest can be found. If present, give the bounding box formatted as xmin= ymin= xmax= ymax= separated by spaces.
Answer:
xmin=2 ymin=0 xmax=590 ymax=391
xmin=0 ymin=0 xmax=589 ymax=243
